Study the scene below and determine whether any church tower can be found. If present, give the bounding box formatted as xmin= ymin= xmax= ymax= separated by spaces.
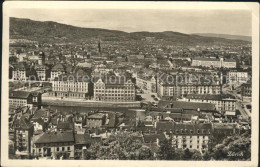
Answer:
xmin=38 ymin=51 xmax=45 ymax=65
xmin=98 ymin=39 xmax=102 ymax=55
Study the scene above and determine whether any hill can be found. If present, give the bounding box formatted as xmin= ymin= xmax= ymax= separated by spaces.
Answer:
xmin=10 ymin=17 xmax=250 ymax=45
xmin=193 ymin=33 xmax=251 ymax=42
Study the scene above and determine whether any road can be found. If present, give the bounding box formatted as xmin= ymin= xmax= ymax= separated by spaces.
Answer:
xmin=236 ymin=101 xmax=250 ymax=120
xmin=222 ymin=84 xmax=250 ymax=120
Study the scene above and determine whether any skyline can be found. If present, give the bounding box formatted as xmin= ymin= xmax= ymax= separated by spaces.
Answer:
xmin=10 ymin=9 xmax=252 ymax=36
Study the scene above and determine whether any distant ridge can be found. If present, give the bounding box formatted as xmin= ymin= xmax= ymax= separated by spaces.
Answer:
xmin=193 ymin=33 xmax=251 ymax=42
xmin=10 ymin=17 xmax=251 ymax=45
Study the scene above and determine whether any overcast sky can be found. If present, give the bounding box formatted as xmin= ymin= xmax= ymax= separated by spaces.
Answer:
xmin=10 ymin=9 xmax=251 ymax=36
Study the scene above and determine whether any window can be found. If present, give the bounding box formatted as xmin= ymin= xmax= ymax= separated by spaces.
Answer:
xmin=57 ymin=147 xmax=59 ymax=151
xmin=67 ymin=147 xmax=70 ymax=151
xmin=62 ymin=147 xmax=65 ymax=151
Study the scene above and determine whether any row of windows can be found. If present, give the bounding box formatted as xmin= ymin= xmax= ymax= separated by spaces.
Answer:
xmin=175 ymin=129 xmax=210 ymax=134
xmin=38 ymin=146 xmax=71 ymax=152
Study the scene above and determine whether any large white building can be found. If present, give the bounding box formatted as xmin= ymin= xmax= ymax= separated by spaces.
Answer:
xmin=172 ymin=123 xmax=211 ymax=152
xmin=12 ymin=63 xmax=27 ymax=81
xmin=50 ymin=63 xmax=66 ymax=80
xmin=49 ymin=75 xmax=89 ymax=99
xmin=94 ymin=76 xmax=135 ymax=102
xmin=192 ymin=58 xmax=236 ymax=68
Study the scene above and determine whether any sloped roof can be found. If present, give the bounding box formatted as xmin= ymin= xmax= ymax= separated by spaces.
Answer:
xmin=75 ymin=134 xmax=92 ymax=145
xmin=9 ymin=91 xmax=31 ymax=99
xmin=57 ymin=122 xmax=73 ymax=130
xmin=51 ymin=63 xmax=66 ymax=72
xmin=87 ymin=113 xmax=105 ymax=119
xmin=185 ymin=94 xmax=236 ymax=101
xmin=174 ymin=122 xmax=212 ymax=135
xmin=35 ymin=131 xmax=74 ymax=144
xmin=158 ymin=100 xmax=215 ymax=111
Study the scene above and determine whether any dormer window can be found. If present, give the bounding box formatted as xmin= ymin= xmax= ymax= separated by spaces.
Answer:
xmin=197 ymin=130 xmax=200 ymax=134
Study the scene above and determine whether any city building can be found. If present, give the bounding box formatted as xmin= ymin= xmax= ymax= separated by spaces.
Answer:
xmin=227 ymin=70 xmax=249 ymax=85
xmin=158 ymin=101 xmax=216 ymax=114
xmin=136 ymin=75 xmax=156 ymax=93
xmin=241 ymin=83 xmax=252 ymax=97
xmin=50 ymin=63 xmax=66 ymax=80
xmin=180 ymin=94 xmax=236 ymax=112
xmin=191 ymin=58 xmax=236 ymax=68
xmin=9 ymin=91 xmax=41 ymax=109
xmin=157 ymin=73 xmax=222 ymax=99
xmin=32 ymin=131 xmax=75 ymax=158
xmin=14 ymin=117 xmax=34 ymax=156
xmin=86 ymin=113 xmax=106 ymax=128
xmin=48 ymin=74 xmax=90 ymax=99
xmin=12 ymin=62 xmax=27 ymax=81
xmin=34 ymin=52 xmax=49 ymax=81
xmin=172 ymin=123 xmax=212 ymax=152
xmin=35 ymin=64 xmax=49 ymax=81
xmin=94 ymin=76 xmax=135 ymax=102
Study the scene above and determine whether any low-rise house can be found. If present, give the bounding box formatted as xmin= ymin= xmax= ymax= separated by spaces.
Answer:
xmin=172 ymin=123 xmax=212 ymax=152
xmin=33 ymin=131 xmax=75 ymax=158
xmin=86 ymin=113 xmax=106 ymax=128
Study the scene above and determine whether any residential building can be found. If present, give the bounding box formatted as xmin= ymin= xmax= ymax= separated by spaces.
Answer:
xmin=241 ymin=83 xmax=252 ymax=97
xmin=86 ymin=113 xmax=106 ymax=128
xmin=157 ymin=73 xmax=221 ymax=99
xmin=9 ymin=91 xmax=41 ymax=109
xmin=32 ymin=131 xmax=75 ymax=158
xmin=14 ymin=117 xmax=34 ymax=156
xmin=35 ymin=64 xmax=49 ymax=81
xmin=50 ymin=63 xmax=66 ymax=80
xmin=94 ymin=77 xmax=135 ymax=102
xmin=172 ymin=123 xmax=212 ymax=152
xmin=136 ymin=75 xmax=156 ymax=93
xmin=191 ymin=58 xmax=236 ymax=68
xmin=227 ymin=70 xmax=249 ymax=84
xmin=180 ymin=94 xmax=236 ymax=112
xmin=12 ymin=62 xmax=27 ymax=81
xmin=48 ymin=74 xmax=90 ymax=99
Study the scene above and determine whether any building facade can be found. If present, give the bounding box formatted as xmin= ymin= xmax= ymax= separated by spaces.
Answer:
xmin=14 ymin=118 xmax=34 ymax=156
xmin=136 ymin=75 xmax=156 ymax=93
xmin=227 ymin=71 xmax=249 ymax=84
xmin=191 ymin=58 xmax=236 ymax=68
xmin=94 ymin=77 xmax=135 ymax=102
xmin=50 ymin=64 xmax=66 ymax=80
xmin=32 ymin=131 xmax=75 ymax=158
xmin=48 ymin=75 xmax=89 ymax=99
xmin=172 ymin=123 xmax=212 ymax=152
xmin=180 ymin=94 xmax=236 ymax=112
xmin=12 ymin=63 xmax=27 ymax=81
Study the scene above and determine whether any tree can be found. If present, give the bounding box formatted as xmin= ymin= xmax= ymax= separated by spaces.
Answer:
xmin=139 ymin=146 xmax=154 ymax=160
xmin=183 ymin=148 xmax=192 ymax=160
xmin=83 ymin=132 xmax=153 ymax=160
xmin=191 ymin=150 xmax=202 ymax=160
xmin=156 ymin=139 xmax=175 ymax=160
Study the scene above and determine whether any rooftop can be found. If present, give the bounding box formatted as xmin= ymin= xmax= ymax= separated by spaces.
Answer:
xmin=34 ymin=131 xmax=74 ymax=144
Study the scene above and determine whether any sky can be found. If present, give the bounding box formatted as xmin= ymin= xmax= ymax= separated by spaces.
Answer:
xmin=10 ymin=9 xmax=252 ymax=36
